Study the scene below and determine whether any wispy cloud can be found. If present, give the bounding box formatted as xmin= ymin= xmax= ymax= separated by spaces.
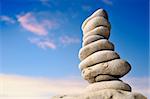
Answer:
xmin=28 ymin=35 xmax=80 ymax=50
xmin=102 ymin=0 xmax=113 ymax=5
xmin=28 ymin=37 xmax=56 ymax=50
xmin=17 ymin=11 xmax=78 ymax=50
xmin=42 ymin=19 xmax=57 ymax=30
xmin=82 ymin=5 xmax=92 ymax=12
xmin=0 ymin=15 xmax=16 ymax=24
xmin=59 ymin=35 xmax=80 ymax=45
xmin=17 ymin=13 xmax=49 ymax=36
xmin=17 ymin=12 xmax=58 ymax=36
xmin=0 ymin=74 xmax=87 ymax=99
xmin=0 ymin=74 xmax=149 ymax=99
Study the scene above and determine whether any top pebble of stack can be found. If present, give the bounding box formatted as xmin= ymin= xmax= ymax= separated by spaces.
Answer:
xmin=82 ymin=9 xmax=110 ymax=34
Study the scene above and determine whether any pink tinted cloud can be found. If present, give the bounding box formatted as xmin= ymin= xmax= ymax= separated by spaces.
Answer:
xmin=0 ymin=74 xmax=86 ymax=98
xmin=0 ymin=15 xmax=15 ymax=24
xmin=17 ymin=13 xmax=49 ymax=36
xmin=0 ymin=74 xmax=149 ymax=98
xmin=29 ymin=37 xmax=56 ymax=50
xmin=59 ymin=36 xmax=80 ymax=45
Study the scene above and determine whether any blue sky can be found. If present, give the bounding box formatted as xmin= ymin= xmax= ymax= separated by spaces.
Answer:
xmin=0 ymin=0 xmax=149 ymax=98
xmin=1 ymin=0 xmax=149 ymax=77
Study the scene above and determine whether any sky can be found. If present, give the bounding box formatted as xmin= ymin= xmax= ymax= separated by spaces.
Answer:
xmin=0 ymin=0 xmax=149 ymax=99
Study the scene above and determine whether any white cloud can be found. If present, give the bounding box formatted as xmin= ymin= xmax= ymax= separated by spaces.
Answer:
xmin=28 ymin=37 xmax=56 ymax=50
xmin=59 ymin=35 xmax=80 ymax=45
xmin=0 ymin=97 xmax=50 ymax=99
xmin=17 ymin=12 xmax=58 ymax=36
xmin=0 ymin=16 xmax=15 ymax=24
xmin=0 ymin=74 xmax=149 ymax=99
xmin=17 ymin=13 xmax=48 ymax=36
xmin=0 ymin=74 xmax=87 ymax=99
xmin=28 ymin=35 xmax=80 ymax=50
xmin=102 ymin=0 xmax=113 ymax=5
xmin=17 ymin=11 xmax=79 ymax=49
xmin=16 ymin=11 xmax=79 ymax=49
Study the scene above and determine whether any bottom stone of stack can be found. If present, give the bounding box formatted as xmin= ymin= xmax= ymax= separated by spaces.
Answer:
xmin=52 ymin=89 xmax=147 ymax=99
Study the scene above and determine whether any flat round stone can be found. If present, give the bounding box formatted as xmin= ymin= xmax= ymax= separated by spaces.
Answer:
xmin=79 ymin=39 xmax=114 ymax=61
xmin=83 ymin=26 xmax=110 ymax=40
xmin=79 ymin=50 xmax=120 ymax=70
xmin=82 ymin=16 xmax=111 ymax=33
xmin=86 ymin=77 xmax=95 ymax=83
xmin=82 ymin=74 xmax=119 ymax=83
xmin=85 ymin=80 xmax=131 ymax=92
xmin=82 ymin=59 xmax=131 ymax=80
xmin=82 ymin=9 xmax=108 ymax=30
xmin=82 ymin=35 xmax=104 ymax=47
xmin=95 ymin=75 xmax=119 ymax=82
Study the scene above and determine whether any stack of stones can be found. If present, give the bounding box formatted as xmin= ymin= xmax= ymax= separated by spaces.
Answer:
xmin=52 ymin=9 xmax=147 ymax=99
xmin=79 ymin=9 xmax=132 ymax=91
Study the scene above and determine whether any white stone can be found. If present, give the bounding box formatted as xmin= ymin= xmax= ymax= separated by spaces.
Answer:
xmin=82 ymin=9 xmax=108 ymax=30
xmin=85 ymin=81 xmax=131 ymax=92
xmin=83 ymin=75 xmax=119 ymax=83
xmin=83 ymin=26 xmax=110 ymax=40
xmin=82 ymin=35 xmax=104 ymax=47
xmin=52 ymin=89 xmax=147 ymax=99
xmin=82 ymin=59 xmax=131 ymax=80
xmin=95 ymin=75 xmax=119 ymax=82
xmin=82 ymin=16 xmax=111 ymax=33
xmin=86 ymin=77 xmax=95 ymax=83
xmin=79 ymin=39 xmax=114 ymax=61
xmin=79 ymin=50 xmax=120 ymax=70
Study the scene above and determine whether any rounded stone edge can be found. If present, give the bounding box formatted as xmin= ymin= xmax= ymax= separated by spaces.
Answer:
xmin=82 ymin=9 xmax=108 ymax=30
xmin=79 ymin=50 xmax=120 ymax=70
xmin=83 ymin=26 xmax=110 ymax=40
xmin=85 ymin=81 xmax=132 ymax=92
xmin=81 ymin=59 xmax=131 ymax=80
xmin=82 ymin=35 xmax=104 ymax=47
xmin=79 ymin=39 xmax=114 ymax=61
xmin=82 ymin=16 xmax=111 ymax=33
